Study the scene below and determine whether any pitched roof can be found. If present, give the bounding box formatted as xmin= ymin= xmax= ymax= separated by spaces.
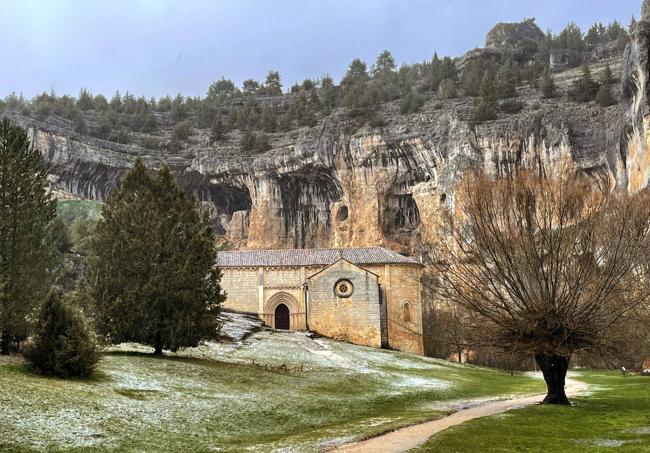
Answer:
xmin=216 ymin=247 xmax=420 ymax=268
xmin=306 ymin=258 xmax=380 ymax=280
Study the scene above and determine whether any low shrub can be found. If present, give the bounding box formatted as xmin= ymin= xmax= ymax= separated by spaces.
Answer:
xmin=24 ymin=292 xmax=99 ymax=378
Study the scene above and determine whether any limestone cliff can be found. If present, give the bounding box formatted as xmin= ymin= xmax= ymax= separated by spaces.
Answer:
xmin=621 ymin=0 xmax=650 ymax=192
xmin=2 ymin=25 xmax=632 ymax=263
xmin=484 ymin=19 xmax=544 ymax=50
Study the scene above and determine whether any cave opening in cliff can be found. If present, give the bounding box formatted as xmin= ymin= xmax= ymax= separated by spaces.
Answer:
xmin=393 ymin=194 xmax=421 ymax=229
xmin=382 ymin=193 xmax=421 ymax=243
xmin=336 ymin=205 xmax=349 ymax=222
xmin=209 ymin=184 xmax=252 ymax=235
xmin=277 ymin=167 xmax=344 ymax=248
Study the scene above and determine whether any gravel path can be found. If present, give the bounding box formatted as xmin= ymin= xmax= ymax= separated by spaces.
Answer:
xmin=330 ymin=375 xmax=588 ymax=453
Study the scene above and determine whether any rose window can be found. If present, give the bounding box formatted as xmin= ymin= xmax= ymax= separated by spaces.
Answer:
xmin=335 ymin=279 xmax=354 ymax=298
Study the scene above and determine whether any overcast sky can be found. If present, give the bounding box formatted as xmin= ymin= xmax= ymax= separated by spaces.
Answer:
xmin=0 ymin=0 xmax=641 ymax=99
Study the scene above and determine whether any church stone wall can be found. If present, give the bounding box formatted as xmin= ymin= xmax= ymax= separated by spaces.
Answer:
xmin=263 ymin=268 xmax=303 ymax=288
xmin=364 ymin=264 xmax=424 ymax=354
xmin=386 ymin=265 xmax=424 ymax=355
xmin=221 ymin=268 xmax=260 ymax=314
xmin=218 ymin=258 xmax=424 ymax=354
xmin=307 ymin=260 xmax=382 ymax=348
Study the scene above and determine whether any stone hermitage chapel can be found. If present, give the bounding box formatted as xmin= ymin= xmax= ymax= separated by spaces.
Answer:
xmin=216 ymin=247 xmax=426 ymax=354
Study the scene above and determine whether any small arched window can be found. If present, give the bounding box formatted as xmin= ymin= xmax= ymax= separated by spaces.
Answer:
xmin=403 ymin=302 xmax=412 ymax=323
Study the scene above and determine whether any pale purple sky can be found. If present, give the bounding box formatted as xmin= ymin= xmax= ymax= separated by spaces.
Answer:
xmin=0 ymin=0 xmax=640 ymax=99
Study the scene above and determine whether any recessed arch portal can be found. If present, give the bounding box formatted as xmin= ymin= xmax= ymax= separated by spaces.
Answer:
xmin=265 ymin=292 xmax=301 ymax=330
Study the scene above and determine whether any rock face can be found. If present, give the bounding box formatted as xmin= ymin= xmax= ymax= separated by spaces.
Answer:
xmin=621 ymin=2 xmax=650 ymax=192
xmin=4 ymin=11 xmax=639 ymax=261
xmin=643 ymin=0 xmax=650 ymax=21
xmin=484 ymin=19 xmax=545 ymax=50
xmin=7 ymin=73 xmax=623 ymax=263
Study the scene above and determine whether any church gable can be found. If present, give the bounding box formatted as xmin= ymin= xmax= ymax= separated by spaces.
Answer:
xmin=307 ymin=259 xmax=382 ymax=348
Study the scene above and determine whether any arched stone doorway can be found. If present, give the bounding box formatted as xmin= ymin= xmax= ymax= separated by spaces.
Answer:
xmin=274 ymin=304 xmax=290 ymax=330
xmin=264 ymin=292 xmax=304 ymax=330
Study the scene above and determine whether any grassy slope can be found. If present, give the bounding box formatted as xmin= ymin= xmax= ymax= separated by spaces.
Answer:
xmin=0 ymin=331 xmax=542 ymax=452
xmin=56 ymin=200 xmax=103 ymax=223
xmin=416 ymin=371 xmax=650 ymax=453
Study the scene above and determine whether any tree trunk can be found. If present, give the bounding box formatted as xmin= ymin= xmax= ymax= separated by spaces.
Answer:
xmin=153 ymin=331 xmax=163 ymax=356
xmin=534 ymin=353 xmax=571 ymax=405
xmin=1 ymin=333 xmax=10 ymax=355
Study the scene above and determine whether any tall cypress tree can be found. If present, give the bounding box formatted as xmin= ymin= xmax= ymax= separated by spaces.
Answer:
xmin=0 ymin=118 xmax=57 ymax=355
xmin=89 ymin=160 xmax=224 ymax=355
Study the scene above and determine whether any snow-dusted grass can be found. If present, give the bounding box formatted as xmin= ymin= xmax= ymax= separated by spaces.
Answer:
xmin=1 ymin=330 xmax=542 ymax=452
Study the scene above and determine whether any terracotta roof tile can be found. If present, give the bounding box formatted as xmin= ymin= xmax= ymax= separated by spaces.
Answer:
xmin=216 ymin=247 xmax=419 ymax=268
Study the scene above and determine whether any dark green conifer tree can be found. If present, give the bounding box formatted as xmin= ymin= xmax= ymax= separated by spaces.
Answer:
xmin=170 ymin=94 xmax=186 ymax=121
xmin=210 ymin=116 xmax=225 ymax=143
xmin=341 ymin=59 xmax=377 ymax=117
xmin=0 ymin=119 xmax=58 ymax=354
xmin=93 ymin=94 xmax=109 ymax=112
xmin=24 ymin=292 xmax=99 ymax=378
xmin=264 ymin=71 xmax=283 ymax=96
xmin=109 ymin=91 xmax=123 ymax=112
xmin=372 ymin=50 xmax=399 ymax=101
xmin=540 ymin=68 xmax=557 ymax=99
xmin=496 ymin=57 xmax=518 ymax=99
xmin=72 ymin=109 xmax=88 ymax=135
xmin=89 ymin=160 xmax=224 ymax=355
xmin=77 ymin=89 xmax=95 ymax=111
xmin=399 ymin=89 xmax=425 ymax=114
xmin=242 ymin=79 xmax=261 ymax=96
xmin=600 ymin=64 xmax=616 ymax=86
xmin=207 ymin=78 xmax=240 ymax=104
xmin=595 ymin=64 xmax=617 ymax=107
xmin=473 ymin=73 xmax=498 ymax=122
xmin=568 ymin=65 xmax=600 ymax=103
xmin=260 ymin=106 xmax=277 ymax=132
xmin=319 ymin=75 xmax=338 ymax=113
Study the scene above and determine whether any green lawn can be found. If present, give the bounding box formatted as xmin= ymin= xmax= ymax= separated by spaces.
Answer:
xmin=415 ymin=371 xmax=650 ymax=452
xmin=0 ymin=331 xmax=542 ymax=452
xmin=56 ymin=200 xmax=103 ymax=223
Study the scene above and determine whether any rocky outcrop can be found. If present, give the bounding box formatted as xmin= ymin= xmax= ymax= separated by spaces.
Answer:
xmin=485 ymin=19 xmax=544 ymax=50
xmin=5 ymin=74 xmax=623 ymax=263
xmin=5 ymin=7 xmax=642 ymax=262
xmin=621 ymin=0 xmax=650 ymax=192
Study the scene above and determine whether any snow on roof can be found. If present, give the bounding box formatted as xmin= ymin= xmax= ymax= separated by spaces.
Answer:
xmin=216 ymin=247 xmax=419 ymax=268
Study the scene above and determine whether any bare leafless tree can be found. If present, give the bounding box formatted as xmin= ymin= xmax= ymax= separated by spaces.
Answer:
xmin=432 ymin=166 xmax=650 ymax=404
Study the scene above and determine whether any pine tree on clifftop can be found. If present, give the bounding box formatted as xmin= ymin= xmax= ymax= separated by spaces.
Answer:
xmin=0 ymin=118 xmax=58 ymax=355
xmin=473 ymin=73 xmax=498 ymax=122
xmin=595 ymin=64 xmax=617 ymax=107
xmin=568 ymin=65 xmax=600 ymax=103
xmin=88 ymin=160 xmax=224 ymax=355
xmin=539 ymin=68 xmax=557 ymax=99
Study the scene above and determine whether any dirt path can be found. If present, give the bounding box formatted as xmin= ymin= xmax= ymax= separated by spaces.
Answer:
xmin=330 ymin=375 xmax=588 ymax=453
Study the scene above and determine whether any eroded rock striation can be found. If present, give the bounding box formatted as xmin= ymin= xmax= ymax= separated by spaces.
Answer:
xmin=621 ymin=0 xmax=650 ymax=192
xmin=5 ymin=12 xmax=643 ymax=262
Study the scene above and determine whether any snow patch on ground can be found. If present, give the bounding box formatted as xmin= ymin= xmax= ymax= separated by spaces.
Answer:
xmin=629 ymin=426 xmax=650 ymax=434
xmin=2 ymin=313 xmax=540 ymax=452
xmin=217 ymin=311 xmax=265 ymax=342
